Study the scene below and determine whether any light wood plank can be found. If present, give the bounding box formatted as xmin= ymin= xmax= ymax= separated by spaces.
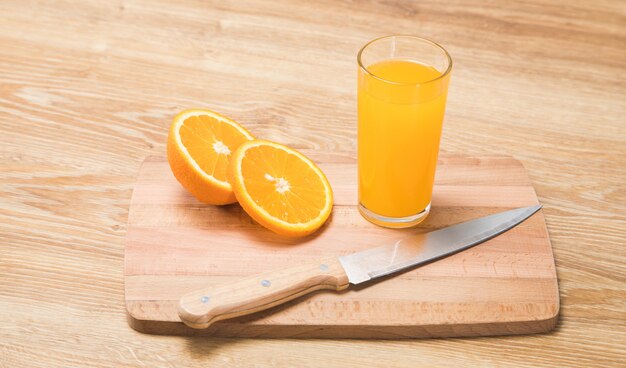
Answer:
xmin=1 ymin=0 xmax=625 ymax=366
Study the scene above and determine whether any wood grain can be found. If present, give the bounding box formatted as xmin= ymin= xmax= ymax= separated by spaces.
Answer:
xmin=126 ymin=155 xmax=558 ymax=337
xmin=1 ymin=0 xmax=625 ymax=366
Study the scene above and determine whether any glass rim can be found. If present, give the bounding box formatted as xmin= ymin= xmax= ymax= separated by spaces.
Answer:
xmin=357 ymin=35 xmax=453 ymax=86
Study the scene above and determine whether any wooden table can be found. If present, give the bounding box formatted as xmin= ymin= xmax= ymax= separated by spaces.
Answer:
xmin=1 ymin=0 xmax=624 ymax=366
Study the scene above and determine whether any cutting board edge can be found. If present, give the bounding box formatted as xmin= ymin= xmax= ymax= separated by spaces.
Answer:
xmin=124 ymin=275 xmax=561 ymax=336
xmin=125 ymin=307 xmax=560 ymax=338
xmin=139 ymin=153 xmax=528 ymax=166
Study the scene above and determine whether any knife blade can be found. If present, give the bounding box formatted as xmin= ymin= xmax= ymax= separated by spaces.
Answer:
xmin=178 ymin=205 xmax=542 ymax=329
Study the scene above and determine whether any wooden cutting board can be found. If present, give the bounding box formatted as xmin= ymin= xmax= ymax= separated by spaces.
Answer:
xmin=125 ymin=153 xmax=559 ymax=338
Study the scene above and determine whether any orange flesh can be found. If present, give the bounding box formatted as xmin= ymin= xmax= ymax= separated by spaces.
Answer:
xmin=240 ymin=145 xmax=327 ymax=223
xmin=179 ymin=114 xmax=250 ymax=182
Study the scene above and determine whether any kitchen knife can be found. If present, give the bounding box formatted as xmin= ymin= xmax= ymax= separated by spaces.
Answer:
xmin=178 ymin=205 xmax=542 ymax=329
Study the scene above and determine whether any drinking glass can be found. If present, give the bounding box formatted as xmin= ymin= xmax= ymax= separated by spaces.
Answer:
xmin=357 ymin=35 xmax=452 ymax=228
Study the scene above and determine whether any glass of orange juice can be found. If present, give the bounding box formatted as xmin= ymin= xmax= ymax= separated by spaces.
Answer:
xmin=357 ymin=35 xmax=452 ymax=228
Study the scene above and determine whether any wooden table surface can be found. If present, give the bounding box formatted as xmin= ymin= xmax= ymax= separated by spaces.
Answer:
xmin=1 ymin=0 xmax=624 ymax=366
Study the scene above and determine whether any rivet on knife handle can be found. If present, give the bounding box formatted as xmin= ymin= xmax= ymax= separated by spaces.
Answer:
xmin=178 ymin=257 xmax=349 ymax=329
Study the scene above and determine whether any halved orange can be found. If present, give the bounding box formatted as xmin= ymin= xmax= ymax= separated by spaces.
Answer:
xmin=228 ymin=140 xmax=333 ymax=237
xmin=167 ymin=109 xmax=254 ymax=205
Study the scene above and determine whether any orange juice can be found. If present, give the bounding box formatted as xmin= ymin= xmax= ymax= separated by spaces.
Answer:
xmin=358 ymin=58 xmax=450 ymax=223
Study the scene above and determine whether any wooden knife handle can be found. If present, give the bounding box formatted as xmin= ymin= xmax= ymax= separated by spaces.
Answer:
xmin=178 ymin=257 xmax=350 ymax=329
